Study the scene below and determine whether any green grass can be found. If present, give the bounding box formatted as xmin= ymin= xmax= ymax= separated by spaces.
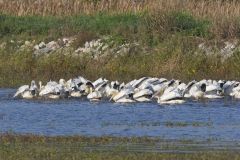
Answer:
xmin=169 ymin=11 xmax=210 ymax=37
xmin=0 ymin=134 xmax=240 ymax=160
xmin=1 ymin=12 xmax=240 ymax=87
xmin=1 ymin=35 xmax=240 ymax=88
xmin=0 ymin=13 xmax=142 ymax=42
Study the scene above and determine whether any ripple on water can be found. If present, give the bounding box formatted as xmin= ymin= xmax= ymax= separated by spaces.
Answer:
xmin=0 ymin=89 xmax=240 ymax=141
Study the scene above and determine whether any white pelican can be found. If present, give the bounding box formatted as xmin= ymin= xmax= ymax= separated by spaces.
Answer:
xmin=156 ymin=80 xmax=187 ymax=104
xmin=39 ymin=79 xmax=69 ymax=99
xmin=133 ymin=88 xmax=153 ymax=102
xmin=87 ymin=91 xmax=103 ymax=101
xmin=223 ymin=81 xmax=239 ymax=96
xmin=158 ymin=88 xmax=185 ymax=104
xmin=231 ymin=84 xmax=240 ymax=99
xmin=184 ymin=81 xmax=206 ymax=99
xmin=79 ymin=81 xmax=95 ymax=96
xmin=204 ymin=80 xmax=224 ymax=99
xmin=110 ymin=88 xmax=135 ymax=103
xmin=14 ymin=80 xmax=38 ymax=99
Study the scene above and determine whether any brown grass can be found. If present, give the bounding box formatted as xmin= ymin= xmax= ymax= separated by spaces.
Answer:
xmin=0 ymin=0 xmax=240 ymax=18
xmin=0 ymin=0 xmax=239 ymax=16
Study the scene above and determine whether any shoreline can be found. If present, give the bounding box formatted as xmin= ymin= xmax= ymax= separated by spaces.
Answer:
xmin=1 ymin=134 xmax=240 ymax=160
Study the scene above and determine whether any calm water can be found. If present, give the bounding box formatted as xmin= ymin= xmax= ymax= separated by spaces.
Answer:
xmin=1 ymin=88 xmax=240 ymax=142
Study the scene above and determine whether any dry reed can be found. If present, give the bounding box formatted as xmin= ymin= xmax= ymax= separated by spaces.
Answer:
xmin=0 ymin=0 xmax=239 ymax=18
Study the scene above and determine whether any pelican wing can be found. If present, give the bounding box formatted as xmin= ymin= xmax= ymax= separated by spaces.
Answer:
xmin=95 ymin=81 xmax=108 ymax=91
xmin=39 ymin=85 xmax=55 ymax=96
xmin=113 ymin=90 xmax=126 ymax=101
xmin=132 ymin=77 xmax=148 ymax=88
xmin=14 ymin=85 xmax=29 ymax=97
xmin=133 ymin=89 xmax=153 ymax=99
xmin=87 ymin=91 xmax=102 ymax=99
xmin=93 ymin=78 xmax=106 ymax=87
xmin=206 ymin=84 xmax=222 ymax=93
xmin=46 ymin=81 xmax=58 ymax=86
xmin=113 ymin=88 xmax=134 ymax=101
xmin=160 ymin=89 xmax=182 ymax=101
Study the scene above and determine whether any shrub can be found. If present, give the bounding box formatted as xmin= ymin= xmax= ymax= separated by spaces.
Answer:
xmin=169 ymin=11 xmax=210 ymax=37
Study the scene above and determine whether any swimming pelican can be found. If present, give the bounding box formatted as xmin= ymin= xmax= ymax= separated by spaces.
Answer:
xmin=133 ymin=88 xmax=153 ymax=102
xmin=223 ymin=81 xmax=239 ymax=96
xmin=204 ymin=80 xmax=224 ymax=99
xmin=184 ymin=81 xmax=206 ymax=99
xmin=14 ymin=80 xmax=38 ymax=99
xmin=156 ymin=80 xmax=186 ymax=104
xmin=158 ymin=88 xmax=185 ymax=104
xmin=39 ymin=79 xmax=68 ymax=99
xmin=110 ymin=88 xmax=135 ymax=103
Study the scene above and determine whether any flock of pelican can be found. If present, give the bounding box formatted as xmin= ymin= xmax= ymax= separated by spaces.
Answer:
xmin=13 ymin=76 xmax=240 ymax=104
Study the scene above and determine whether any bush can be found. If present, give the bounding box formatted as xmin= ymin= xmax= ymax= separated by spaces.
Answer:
xmin=169 ymin=11 xmax=210 ymax=37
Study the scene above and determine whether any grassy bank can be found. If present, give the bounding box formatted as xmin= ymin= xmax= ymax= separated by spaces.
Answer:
xmin=1 ymin=0 xmax=240 ymax=39
xmin=0 ymin=1 xmax=240 ymax=87
xmin=0 ymin=134 xmax=240 ymax=160
xmin=2 ymin=39 xmax=240 ymax=88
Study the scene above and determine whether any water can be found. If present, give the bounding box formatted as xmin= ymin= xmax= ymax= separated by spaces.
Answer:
xmin=1 ymin=88 xmax=240 ymax=142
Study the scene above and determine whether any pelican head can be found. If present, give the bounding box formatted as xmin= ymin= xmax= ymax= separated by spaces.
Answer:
xmin=59 ymin=79 xmax=66 ymax=85
xmin=218 ymin=80 xmax=226 ymax=89
xmin=200 ymin=83 xmax=206 ymax=92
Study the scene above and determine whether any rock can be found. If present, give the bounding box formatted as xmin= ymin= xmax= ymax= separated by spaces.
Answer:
xmin=19 ymin=41 xmax=34 ymax=50
xmin=57 ymin=39 xmax=65 ymax=47
xmin=33 ymin=47 xmax=52 ymax=56
xmin=85 ymin=42 xmax=90 ymax=48
xmin=198 ymin=43 xmax=214 ymax=56
xmin=220 ymin=42 xmax=236 ymax=55
xmin=220 ymin=41 xmax=238 ymax=61
xmin=62 ymin=38 xmax=69 ymax=45
xmin=34 ymin=45 xmax=40 ymax=50
xmin=0 ymin=42 xmax=7 ymax=49
xmin=197 ymin=41 xmax=239 ymax=62
xmin=46 ymin=41 xmax=60 ymax=51
xmin=24 ymin=41 xmax=31 ymax=46
xmin=102 ymin=45 xmax=108 ymax=51
xmin=38 ymin=42 xmax=46 ymax=49
xmin=28 ymin=36 xmax=141 ymax=58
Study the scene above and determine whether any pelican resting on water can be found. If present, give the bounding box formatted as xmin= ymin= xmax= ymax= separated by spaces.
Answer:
xmin=13 ymin=76 xmax=240 ymax=104
xmin=39 ymin=79 xmax=70 ymax=99
xmin=110 ymin=87 xmax=135 ymax=103
xmin=157 ymin=81 xmax=185 ymax=104
xmin=14 ymin=80 xmax=38 ymax=99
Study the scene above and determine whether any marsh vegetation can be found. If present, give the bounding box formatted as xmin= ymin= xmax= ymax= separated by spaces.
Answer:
xmin=1 ymin=134 xmax=240 ymax=160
